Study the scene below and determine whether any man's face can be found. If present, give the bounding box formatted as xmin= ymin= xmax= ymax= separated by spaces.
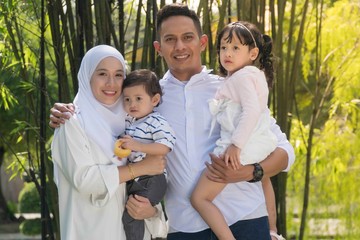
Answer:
xmin=154 ymin=16 xmax=208 ymax=81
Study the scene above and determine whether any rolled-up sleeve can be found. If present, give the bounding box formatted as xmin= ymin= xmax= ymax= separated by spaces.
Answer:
xmin=269 ymin=116 xmax=295 ymax=172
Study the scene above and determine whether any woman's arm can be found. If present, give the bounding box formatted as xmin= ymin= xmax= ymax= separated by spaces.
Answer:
xmin=118 ymin=154 xmax=166 ymax=183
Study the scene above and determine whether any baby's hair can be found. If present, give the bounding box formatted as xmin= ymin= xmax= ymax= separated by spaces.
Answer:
xmin=123 ymin=69 xmax=163 ymax=98
xmin=216 ymin=21 xmax=274 ymax=88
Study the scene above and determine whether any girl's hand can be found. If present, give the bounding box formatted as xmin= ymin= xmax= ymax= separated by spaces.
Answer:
xmin=224 ymin=144 xmax=241 ymax=170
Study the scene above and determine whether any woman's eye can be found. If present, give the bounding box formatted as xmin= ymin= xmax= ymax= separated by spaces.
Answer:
xmin=124 ymin=98 xmax=130 ymax=102
xmin=136 ymin=97 xmax=142 ymax=101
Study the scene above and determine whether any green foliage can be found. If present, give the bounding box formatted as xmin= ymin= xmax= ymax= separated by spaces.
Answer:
xmin=288 ymin=1 xmax=360 ymax=238
xmin=0 ymin=83 xmax=18 ymax=110
xmin=18 ymin=182 xmax=40 ymax=213
xmin=19 ymin=219 xmax=41 ymax=236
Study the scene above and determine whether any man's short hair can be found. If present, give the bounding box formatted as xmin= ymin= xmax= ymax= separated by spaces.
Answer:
xmin=156 ymin=3 xmax=202 ymax=40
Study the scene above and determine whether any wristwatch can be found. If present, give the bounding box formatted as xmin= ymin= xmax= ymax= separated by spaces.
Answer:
xmin=248 ymin=163 xmax=264 ymax=183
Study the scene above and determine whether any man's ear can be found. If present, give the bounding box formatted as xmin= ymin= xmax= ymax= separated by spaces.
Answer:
xmin=152 ymin=93 xmax=161 ymax=106
xmin=153 ymin=41 xmax=162 ymax=56
xmin=199 ymin=34 xmax=208 ymax=51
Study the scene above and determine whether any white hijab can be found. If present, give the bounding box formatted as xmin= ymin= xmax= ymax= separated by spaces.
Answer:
xmin=73 ymin=45 xmax=126 ymax=160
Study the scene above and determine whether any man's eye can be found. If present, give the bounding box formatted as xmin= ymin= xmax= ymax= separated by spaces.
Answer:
xmin=184 ymin=35 xmax=193 ymax=41
xmin=165 ymin=37 xmax=175 ymax=42
xmin=124 ymin=98 xmax=130 ymax=102
xmin=136 ymin=97 xmax=142 ymax=101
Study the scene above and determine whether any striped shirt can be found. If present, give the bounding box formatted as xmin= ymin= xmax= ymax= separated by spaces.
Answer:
xmin=124 ymin=111 xmax=176 ymax=163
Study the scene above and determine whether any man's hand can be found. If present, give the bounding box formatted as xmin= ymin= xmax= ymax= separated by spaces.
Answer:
xmin=49 ymin=103 xmax=75 ymax=128
xmin=126 ymin=194 xmax=156 ymax=220
xmin=206 ymin=153 xmax=253 ymax=183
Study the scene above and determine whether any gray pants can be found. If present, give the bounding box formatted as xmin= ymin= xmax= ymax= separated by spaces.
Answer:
xmin=122 ymin=174 xmax=167 ymax=240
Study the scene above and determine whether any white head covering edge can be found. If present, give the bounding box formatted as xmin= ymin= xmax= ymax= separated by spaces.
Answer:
xmin=73 ymin=45 xmax=126 ymax=160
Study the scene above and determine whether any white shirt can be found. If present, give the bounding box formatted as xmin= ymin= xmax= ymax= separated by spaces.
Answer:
xmin=52 ymin=114 xmax=167 ymax=239
xmin=52 ymin=114 xmax=128 ymax=240
xmin=156 ymin=67 xmax=295 ymax=233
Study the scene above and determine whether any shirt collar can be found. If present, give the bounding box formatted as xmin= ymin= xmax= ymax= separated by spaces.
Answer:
xmin=163 ymin=66 xmax=213 ymax=85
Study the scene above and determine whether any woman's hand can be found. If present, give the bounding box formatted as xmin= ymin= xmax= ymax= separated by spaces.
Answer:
xmin=133 ymin=155 xmax=166 ymax=177
xmin=206 ymin=153 xmax=253 ymax=183
xmin=126 ymin=194 xmax=157 ymax=220
xmin=49 ymin=103 xmax=75 ymax=128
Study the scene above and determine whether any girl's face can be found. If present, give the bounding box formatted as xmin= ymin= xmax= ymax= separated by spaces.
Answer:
xmin=122 ymin=84 xmax=160 ymax=119
xmin=219 ymin=32 xmax=258 ymax=75
xmin=90 ymin=57 xmax=125 ymax=105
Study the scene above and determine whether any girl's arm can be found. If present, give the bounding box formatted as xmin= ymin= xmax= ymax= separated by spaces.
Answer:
xmin=225 ymin=70 xmax=263 ymax=150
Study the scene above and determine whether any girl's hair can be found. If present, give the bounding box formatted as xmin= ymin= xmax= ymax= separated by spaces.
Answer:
xmin=216 ymin=21 xmax=274 ymax=88
xmin=122 ymin=69 xmax=163 ymax=99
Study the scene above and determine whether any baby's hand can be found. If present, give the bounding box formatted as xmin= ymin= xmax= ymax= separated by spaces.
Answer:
xmin=224 ymin=144 xmax=241 ymax=170
xmin=119 ymin=135 xmax=141 ymax=152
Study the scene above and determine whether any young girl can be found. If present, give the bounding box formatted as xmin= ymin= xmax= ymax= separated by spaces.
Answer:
xmin=191 ymin=21 xmax=284 ymax=240
xmin=117 ymin=69 xmax=176 ymax=240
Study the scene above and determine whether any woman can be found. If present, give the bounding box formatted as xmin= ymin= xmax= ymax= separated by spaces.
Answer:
xmin=51 ymin=45 xmax=166 ymax=239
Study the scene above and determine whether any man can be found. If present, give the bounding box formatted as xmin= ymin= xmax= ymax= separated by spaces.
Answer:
xmin=50 ymin=4 xmax=294 ymax=239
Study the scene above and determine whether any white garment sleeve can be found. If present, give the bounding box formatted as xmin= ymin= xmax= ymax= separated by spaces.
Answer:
xmin=269 ymin=116 xmax=295 ymax=171
xmin=144 ymin=203 xmax=168 ymax=238
xmin=52 ymin=116 xmax=120 ymax=207
xmin=224 ymin=71 xmax=263 ymax=149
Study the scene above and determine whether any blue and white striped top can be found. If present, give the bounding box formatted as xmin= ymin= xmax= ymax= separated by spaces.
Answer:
xmin=124 ymin=111 xmax=176 ymax=163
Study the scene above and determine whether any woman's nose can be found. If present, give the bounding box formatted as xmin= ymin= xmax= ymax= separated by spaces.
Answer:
xmin=106 ymin=76 xmax=115 ymax=86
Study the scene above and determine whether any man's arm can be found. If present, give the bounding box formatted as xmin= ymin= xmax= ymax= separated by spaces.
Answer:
xmin=49 ymin=103 xmax=75 ymax=128
xmin=207 ymin=117 xmax=295 ymax=183
xmin=206 ymin=147 xmax=288 ymax=183
xmin=126 ymin=195 xmax=157 ymax=219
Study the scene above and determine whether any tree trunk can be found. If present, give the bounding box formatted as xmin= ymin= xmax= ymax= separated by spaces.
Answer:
xmin=0 ymin=146 xmax=17 ymax=222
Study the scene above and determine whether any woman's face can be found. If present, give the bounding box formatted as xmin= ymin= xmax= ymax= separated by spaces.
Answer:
xmin=90 ymin=57 xmax=125 ymax=105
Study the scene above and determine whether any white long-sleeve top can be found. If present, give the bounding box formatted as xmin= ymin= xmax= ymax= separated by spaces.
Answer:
xmin=52 ymin=114 xmax=127 ymax=240
xmin=52 ymin=113 xmax=166 ymax=240
xmin=210 ymin=66 xmax=277 ymax=164
xmin=156 ymin=67 xmax=295 ymax=233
